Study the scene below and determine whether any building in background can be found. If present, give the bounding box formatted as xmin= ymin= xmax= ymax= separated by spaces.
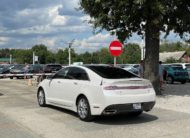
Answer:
xmin=0 ymin=58 xmax=15 ymax=64
xmin=159 ymin=51 xmax=190 ymax=63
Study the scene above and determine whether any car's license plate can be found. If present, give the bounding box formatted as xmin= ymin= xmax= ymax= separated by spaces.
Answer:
xmin=133 ymin=103 xmax=141 ymax=110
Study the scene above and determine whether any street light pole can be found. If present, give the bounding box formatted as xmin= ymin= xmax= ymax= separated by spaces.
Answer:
xmin=69 ymin=44 xmax=71 ymax=66
xmin=68 ymin=39 xmax=75 ymax=66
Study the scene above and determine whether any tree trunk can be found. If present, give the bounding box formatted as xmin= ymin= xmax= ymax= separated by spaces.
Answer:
xmin=144 ymin=21 xmax=161 ymax=95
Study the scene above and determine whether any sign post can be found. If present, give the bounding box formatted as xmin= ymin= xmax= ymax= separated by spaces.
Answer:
xmin=109 ymin=40 xmax=123 ymax=66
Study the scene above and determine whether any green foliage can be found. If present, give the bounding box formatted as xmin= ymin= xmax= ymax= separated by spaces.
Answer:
xmin=165 ymin=58 xmax=180 ymax=63
xmin=0 ymin=48 xmax=11 ymax=58
xmin=123 ymin=43 xmax=141 ymax=64
xmin=80 ymin=0 xmax=190 ymax=42
xmin=80 ymin=0 xmax=190 ymax=94
xmin=46 ymin=51 xmax=56 ymax=63
xmin=32 ymin=44 xmax=48 ymax=64
xmin=160 ymin=42 xmax=187 ymax=52
xmin=0 ymin=42 xmax=189 ymax=64
xmin=56 ymin=49 xmax=66 ymax=64
xmin=187 ymin=47 xmax=190 ymax=55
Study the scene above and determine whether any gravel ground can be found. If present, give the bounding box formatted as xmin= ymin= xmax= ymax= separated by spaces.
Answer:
xmin=155 ymin=82 xmax=190 ymax=114
xmin=0 ymin=79 xmax=190 ymax=138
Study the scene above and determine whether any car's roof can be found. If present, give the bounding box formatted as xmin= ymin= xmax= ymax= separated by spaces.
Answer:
xmin=83 ymin=64 xmax=112 ymax=67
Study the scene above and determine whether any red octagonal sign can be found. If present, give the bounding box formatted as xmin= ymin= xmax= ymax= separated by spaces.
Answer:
xmin=109 ymin=40 xmax=123 ymax=57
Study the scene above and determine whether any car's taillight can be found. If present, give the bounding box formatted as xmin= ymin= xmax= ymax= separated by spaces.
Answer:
xmin=103 ymin=86 xmax=119 ymax=90
xmin=104 ymin=84 xmax=153 ymax=90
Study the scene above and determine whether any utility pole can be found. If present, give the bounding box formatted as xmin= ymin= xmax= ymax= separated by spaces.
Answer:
xmin=33 ymin=52 xmax=35 ymax=65
xmin=10 ymin=54 xmax=12 ymax=64
xmin=68 ymin=39 xmax=75 ymax=66
xmin=140 ymin=39 xmax=145 ymax=60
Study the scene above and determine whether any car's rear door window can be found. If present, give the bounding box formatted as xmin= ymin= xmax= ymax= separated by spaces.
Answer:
xmin=67 ymin=67 xmax=89 ymax=80
xmin=86 ymin=66 xmax=137 ymax=79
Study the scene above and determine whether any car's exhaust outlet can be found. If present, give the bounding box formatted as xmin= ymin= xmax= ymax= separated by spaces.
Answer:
xmin=103 ymin=109 xmax=117 ymax=115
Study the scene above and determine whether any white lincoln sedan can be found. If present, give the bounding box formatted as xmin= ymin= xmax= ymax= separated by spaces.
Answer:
xmin=37 ymin=65 xmax=156 ymax=121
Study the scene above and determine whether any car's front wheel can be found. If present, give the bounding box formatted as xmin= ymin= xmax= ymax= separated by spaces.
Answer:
xmin=37 ymin=89 xmax=46 ymax=107
xmin=77 ymin=96 xmax=94 ymax=121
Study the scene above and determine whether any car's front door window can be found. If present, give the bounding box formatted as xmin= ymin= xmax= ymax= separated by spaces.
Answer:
xmin=53 ymin=68 xmax=69 ymax=79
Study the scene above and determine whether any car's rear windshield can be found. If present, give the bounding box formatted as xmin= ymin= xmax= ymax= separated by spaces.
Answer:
xmin=171 ymin=66 xmax=183 ymax=70
xmin=85 ymin=65 xmax=138 ymax=79
xmin=185 ymin=64 xmax=190 ymax=68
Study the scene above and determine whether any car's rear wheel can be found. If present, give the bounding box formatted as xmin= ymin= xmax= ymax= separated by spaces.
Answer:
xmin=37 ymin=89 xmax=46 ymax=107
xmin=181 ymin=80 xmax=186 ymax=84
xmin=10 ymin=77 xmax=13 ymax=79
xmin=167 ymin=76 xmax=173 ymax=84
xmin=77 ymin=96 xmax=94 ymax=121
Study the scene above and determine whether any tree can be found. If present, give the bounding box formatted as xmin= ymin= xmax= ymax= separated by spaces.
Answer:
xmin=46 ymin=51 xmax=56 ymax=63
xmin=123 ymin=43 xmax=141 ymax=64
xmin=32 ymin=44 xmax=48 ymax=64
xmin=160 ymin=42 xmax=186 ymax=52
xmin=12 ymin=49 xmax=32 ymax=63
xmin=165 ymin=57 xmax=179 ymax=63
xmin=80 ymin=0 xmax=190 ymax=94
xmin=56 ymin=49 xmax=65 ymax=64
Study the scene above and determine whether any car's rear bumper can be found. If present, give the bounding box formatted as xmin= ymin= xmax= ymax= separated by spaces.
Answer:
xmin=90 ymin=91 xmax=156 ymax=115
xmin=101 ymin=101 xmax=155 ymax=115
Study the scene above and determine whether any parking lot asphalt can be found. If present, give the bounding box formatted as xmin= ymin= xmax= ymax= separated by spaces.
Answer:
xmin=0 ymin=79 xmax=190 ymax=138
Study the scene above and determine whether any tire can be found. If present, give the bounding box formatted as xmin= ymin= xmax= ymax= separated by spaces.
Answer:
xmin=10 ymin=77 xmax=13 ymax=79
xmin=37 ymin=89 xmax=46 ymax=107
xmin=181 ymin=80 xmax=186 ymax=84
xmin=77 ymin=96 xmax=94 ymax=121
xmin=128 ymin=111 xmax=143 ymax=117
xmin=167 ymin=76 xmax=174 ymax=84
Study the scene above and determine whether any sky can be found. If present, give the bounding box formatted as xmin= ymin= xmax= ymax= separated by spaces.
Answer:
xmin=0 ymin=0 xmax=182 ymax=53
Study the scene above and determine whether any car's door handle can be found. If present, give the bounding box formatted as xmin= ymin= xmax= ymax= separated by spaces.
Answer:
xmin=74 ymin=82 xmax=78 ymax=85
xmin=57 ymin=81 xmax=61 ymax=83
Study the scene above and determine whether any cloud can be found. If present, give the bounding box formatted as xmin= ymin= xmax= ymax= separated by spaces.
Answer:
xmin=0 ymin=0 xmax=184 ymax=54
xmin=58 ymin=0 xmax=83 ymax=17
xmin=72 ymin=33 xmax=117 ymax=53
xmin=0 ymin=37 xmax=9 ymax=45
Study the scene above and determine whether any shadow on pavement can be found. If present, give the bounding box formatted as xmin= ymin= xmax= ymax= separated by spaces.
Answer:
xmin=93 ymin=113 xmax=158 ymax=125
xmin=48 ymin=105 xmax=158 ymax=125
xmin=48 ymin=105 xmax=78 ymax=117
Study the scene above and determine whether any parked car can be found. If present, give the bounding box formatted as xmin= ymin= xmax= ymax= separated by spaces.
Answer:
xmin=163 ymin=65 xmax=189 ymax=84
xmin=9 ymin=64 xmax=28 ymax=79
xmin=43 ymin=64 xmax=62 ymax=73
xmin=123 ymin=66 xmax=139 ymax=75
xmin=117 ymin=64 xmax=139 ymax=75
xmin=37 ymin=65 xmax=156 ymax=121
xmin=0 ymin=65 xmax=11 ymax=78
xmin=171 ymin=63 xmax=190 ymax=81
xmin=28 ymin=64 xmax=44 ymax=73
xmin=0 ymin=65 xmax=10 ymax=74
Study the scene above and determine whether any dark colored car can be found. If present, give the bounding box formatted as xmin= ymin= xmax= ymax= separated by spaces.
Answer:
xmin=0 ymin=65 xmax=11 ymax=78
xmin=28 ymin=64 xmax=44 ymax=73
xmin=164 ymin=65 xmax=189 ymax=84
xmin=9 ymin=64 xmax=27 ymax=79
xmin=43 ymin=64 xmax=62 ymax=73
xmin=0 ymin=65 xmax=10 ymax=74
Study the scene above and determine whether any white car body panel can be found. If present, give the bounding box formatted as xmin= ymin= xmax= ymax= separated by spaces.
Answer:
xmin=38 ymin=65 xmax=156 ymax=115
